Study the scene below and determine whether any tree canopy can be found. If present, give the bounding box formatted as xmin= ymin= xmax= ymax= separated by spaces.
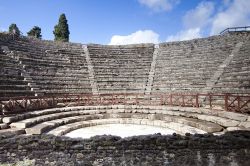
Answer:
xmin=9 ymin=24 xmax=21 ymax=36
xmin=27 ymin=26 xmax=42 ymax=39
xmin=53 ymin=13 xmax=70 ymax=42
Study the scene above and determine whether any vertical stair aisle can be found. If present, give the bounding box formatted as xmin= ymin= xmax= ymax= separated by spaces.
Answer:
xmin=82 ymin=45 xmax=99 ymax=95
xmin=145 ymin=44 xmax=159 ymax=95
xmin=202 ymin=42 xmax=243 ymax=94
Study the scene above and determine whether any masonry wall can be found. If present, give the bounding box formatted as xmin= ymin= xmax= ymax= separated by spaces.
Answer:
xmin=1 ymin=131 xmax=250 ymax=166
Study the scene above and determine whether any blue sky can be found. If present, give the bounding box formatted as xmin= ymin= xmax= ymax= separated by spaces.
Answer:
xmin=0 ymin=0 xmax=249 ymax=44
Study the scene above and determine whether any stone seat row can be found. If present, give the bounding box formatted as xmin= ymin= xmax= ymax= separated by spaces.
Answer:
xmin=88 ymin=48 xmax=154 ymax=53
xmin=93 ymin=63 xmax=151 ymax=67
xmin=25 ymin=75 xmax=89 ymax=82
xmin=93 ymin=68 xmax=150 ymax=73
xmin=158 ymin=54 xmax=227 ymax=60
xmin=155 ymin=58 xmax=224 ymax=65
xmin=223 ymin=65 xmax=249 ymax=72
xmin=19 ymin=56 xmax=87 ymax=66
xmin=94 ymin=76 xmax=149 ymax=80
xmin=159 ymin=46 xmax=232 ymax=53
xmin=36 ymin=89 xmax=92 ymax=95
xmin=89 ymin=52 xmax=153 ymax=57
xmin=0 ymin=55 xmax=18 ymax=63
xmin=21 ymin=60 xmax=87 ymax=69
xmin=97 ymin=85 xmax=146 ymax=91
xmin=221 ymin=72 xmax=250 ymax=79
xmin=97 ymin=87 xmax=146 ymax=92
xmin=26 ymin=66 xmax=89 ymax=72
xmin=95 ymin=73 xmax=149 ymax=77
xmin=212 ymin=88 xmax=250 ymax=93
xmin=94 ymin=69 xmax=150 ymax=73
xmin=152 ymin=84 xmax=206 ymax=89
xmin=25 ymin=69 xmax=89 ymax=76
xmin=0 ymin=85 xmax=31 ymax=91
xmin=90 ymin=56 xmax=152 ymax=61
xmin=153 ymin=77 xmax=208 ymax=83
xmin=155 ymin=61 xmax=223 ymax=69
xmin=0 ymin=90 xmax=34 ymax=97
xmin=98 ymin=88 xmax=145 ymax=93
xmin=88 ymin=49 xmax=153 ymax=53
xmin=97 ymin=85 xmax=146 ymax=89
xmin=89 ymin=49 xmax=153 ymax=54
xmin=225 ymin=59 xmax=250 ymax=65
xmin=221 ymin=75 xmax=250 ymax=81
xmin=0 ymin=80 xmax=29 ymax=89
xmin=1 ymin=105 xmax=249 ymax=137
xmin=155 ymin=60 xmax=223 ymax=67
xmin=159 ymin=47 xmax=230 ymax=54
xmin=26 ymin=76 xmax=90 ymax=82
xmin=98 ymin=90 xmax=145 ymax=94
xmin=94 ymin=73 xmax=149 ymax=78
xmin=0 ymin=74 xmax=24 ymax=80
xmin=36 ymin=86 xmax=92 ymax=92
xmin=154 ymin=70 xmax=214 ymax=76
xmin=96 ymin=78 xmax=147 ymax=82
xmin=91 ymin=61 xmax=152 ymax=66
xmin=152 ymin=88 xmax=203 ymax=93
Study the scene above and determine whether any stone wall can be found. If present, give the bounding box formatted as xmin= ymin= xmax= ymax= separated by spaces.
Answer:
xmin=1 ymin=131 xmax=250 ymax=166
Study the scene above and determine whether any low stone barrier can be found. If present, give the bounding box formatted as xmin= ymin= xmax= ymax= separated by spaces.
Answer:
xmin=0 ymin=131 xmax=250 ymax=165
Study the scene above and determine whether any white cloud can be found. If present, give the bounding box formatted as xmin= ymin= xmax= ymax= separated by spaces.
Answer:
xmin=166 ymin=0 xmax=250 ymax=41
xmin=211 ymin=0 xmax=250 ymax=34
xmin=165 ymin=1 xmax=210 ymax=42
xmin=183 ymin=1 xmax=214 ymax=29
xmin=138 ymin=0 xmax=179 ymax=12
xmin=109 ymin=30 xmax=160 ymax=45
xmin=166 ymin=28 xmax=201 ymax=42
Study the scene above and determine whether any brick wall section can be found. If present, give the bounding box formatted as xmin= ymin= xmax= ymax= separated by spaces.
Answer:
xmin=1 ymin=131 xmax=250 ymax=165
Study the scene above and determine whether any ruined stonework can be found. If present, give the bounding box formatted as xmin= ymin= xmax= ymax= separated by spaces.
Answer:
xmin=1 ymin=31 xmax=250 ymax=166
xmin=0 ymin=32 xmax=250 ymax=97
xmin=0 ymin=131 xmax=250 ymax=166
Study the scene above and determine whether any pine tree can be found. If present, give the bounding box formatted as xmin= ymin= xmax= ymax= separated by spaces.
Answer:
xmin=9 ymin=24 xmax=21 ymax=36
xmin=53 ymin=13 xmax=70 ymax=42
xmin=27 ymin=26 xmax=42 ymax=39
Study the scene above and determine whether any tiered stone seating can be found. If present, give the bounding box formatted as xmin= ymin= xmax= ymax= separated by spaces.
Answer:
xmin=0 ymin=34 xmax=92 ymax=96
xmin=88 ymin=44 xmax=154 ymax=94
xmin=1 ymin=32 xmax=249 ymax=97
xmin=152 ymin=33 xmax=248 ymax=94
xmin=213 ymin=37 xmax=250 ymax=93
xmin=1 ymin=105 xmax=249 ymax=136
xmin=0 ymin=45 xmax=34 ymax=97
xmin=0 ymin=32 xmax=250 ymax=140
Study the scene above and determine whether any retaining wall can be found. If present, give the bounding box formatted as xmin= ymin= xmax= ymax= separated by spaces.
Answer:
xmin=1 ymin=131 xmax=250 ymax=166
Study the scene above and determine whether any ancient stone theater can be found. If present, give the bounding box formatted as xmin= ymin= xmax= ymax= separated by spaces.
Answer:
xmin=0 ymin=28 xmax=250 ymax=165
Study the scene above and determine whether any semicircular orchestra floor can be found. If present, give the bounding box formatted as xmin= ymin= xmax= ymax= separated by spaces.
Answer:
xmin=65 ymin=124 xmax=176 ymax=138
xmin=1 ymin=105 xmax=249 ymax=138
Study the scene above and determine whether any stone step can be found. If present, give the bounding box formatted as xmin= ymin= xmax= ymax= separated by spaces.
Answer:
xmin=25 ymin=114 xmax=104 ymax=134
xmin=162 ymin=116 xmax=223 ymax=133
xmin=3 ymin=105 xmax=249 ymax=123
xmin=24 ymin=111 xmax=223 ymax=135
xmin=2 ymin=106 xmax=128 ymax=124
xmin=0 ymin=128 xmax=25 ymax=136
xmin=0 ymin=123 xmax=9 ymax=129
xmin=47 ymin=118 xmax=207 ymax=136
xmin=10 ymin=110 xmax=99 ymax=129
xmin=2 ymin=107 xmax=71 ymax=123
xmin=164 ymin=122 xmax=206 ymax=135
